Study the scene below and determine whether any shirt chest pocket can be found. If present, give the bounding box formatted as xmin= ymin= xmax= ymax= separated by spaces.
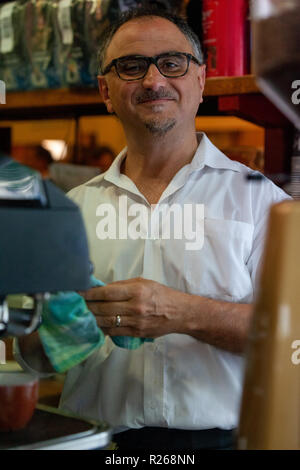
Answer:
xmin=183 ymin=218 xmax=254 ymax=300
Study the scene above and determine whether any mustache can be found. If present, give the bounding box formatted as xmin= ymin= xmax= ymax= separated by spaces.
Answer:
xmin=135 ymin=89 xmax=177 ymax=104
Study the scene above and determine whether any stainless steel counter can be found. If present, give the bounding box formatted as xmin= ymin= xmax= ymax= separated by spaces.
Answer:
xmin=0 ymin=404 xmax=112 ymax=450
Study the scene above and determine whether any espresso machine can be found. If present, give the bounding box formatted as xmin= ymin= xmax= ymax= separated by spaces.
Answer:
xmin=0 ymin=155 xmax=91 ymax=338
xmin=0 ymin=156 xmax=113 ymax=450
xmin=237 ymin=0 xmax=300 ymax=450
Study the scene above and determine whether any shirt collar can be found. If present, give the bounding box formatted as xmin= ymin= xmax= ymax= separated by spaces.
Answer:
xmin=103 ymin=146 xmax=128 ymax=182
xmin=189 ymin=132 xmax=243 ymax=173
xmin=86 ymin=132 xmax=243 ymax=193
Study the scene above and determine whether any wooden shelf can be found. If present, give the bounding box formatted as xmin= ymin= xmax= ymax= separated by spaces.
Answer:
xmin=0 ymin=74 xmax=292 ymax=179
xmin=0 ymin=75 xmax=259 ymax=121
xmin=1 ymin=87 xmax=107 ymax=121
xmin=204 ymin=75 xmax=259 ymax=96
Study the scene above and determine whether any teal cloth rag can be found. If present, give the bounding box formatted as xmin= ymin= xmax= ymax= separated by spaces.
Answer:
xmin=38 ymin=275 xmax=153 ymax=373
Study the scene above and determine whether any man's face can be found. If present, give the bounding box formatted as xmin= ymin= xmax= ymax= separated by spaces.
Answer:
xmin=98 ymin=17 xmax=206 ymax=137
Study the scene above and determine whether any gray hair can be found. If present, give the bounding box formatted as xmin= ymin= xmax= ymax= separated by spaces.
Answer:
xmin=98 ymin=7 xmax=204 ymax=74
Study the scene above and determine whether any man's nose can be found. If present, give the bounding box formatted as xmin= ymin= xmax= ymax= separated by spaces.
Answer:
xmin=141 ymin=63 xmax=167 ymax=89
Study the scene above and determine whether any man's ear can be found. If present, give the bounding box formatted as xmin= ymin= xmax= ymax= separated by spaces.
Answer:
xmin=97 ymin=76 xmax=114 ymax=114
xmin=197 ymin=64 xmax=206 ymax=104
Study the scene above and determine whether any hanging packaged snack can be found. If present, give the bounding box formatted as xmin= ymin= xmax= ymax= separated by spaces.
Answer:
xmin=0 ymin=1 xmax=29 ymax=91
xmin=24 ymin=0 xmax=61 ymax=90
xmin=118 ymin=0 xmax=184 ymax=13
xmin=84 ymin=0 xmax=119 ymax=87
xmin=144 ymin=0 xmax=185 ymax=13
xmin=118 ymin=0 xmax=141 ymax=10
xmin=56 ymin=0 xmax=89 ymax=87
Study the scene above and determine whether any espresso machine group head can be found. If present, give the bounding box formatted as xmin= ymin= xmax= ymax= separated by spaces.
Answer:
xmin=0 ymin=156 xmax=91 ymax=338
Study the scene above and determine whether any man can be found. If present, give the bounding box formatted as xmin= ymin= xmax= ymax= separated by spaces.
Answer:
xmin=17 ymin=8 xmax=290 ymax=450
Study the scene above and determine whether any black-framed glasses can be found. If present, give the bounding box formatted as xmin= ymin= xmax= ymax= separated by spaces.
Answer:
xmin=102 ymin=52 xmax=202 ymax=81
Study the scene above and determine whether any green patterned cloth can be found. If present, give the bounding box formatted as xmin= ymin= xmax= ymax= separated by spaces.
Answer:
xmin=38 ymin=275 xmax=153 ymax=373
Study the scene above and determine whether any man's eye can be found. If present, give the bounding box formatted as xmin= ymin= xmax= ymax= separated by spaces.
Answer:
xmin=164 ymin=61 xmax=179 ymax=68
xmin=120 ymin=61 xmax=144 ymax=74
xmin=160 ymin=58 xmax=182 ymax=71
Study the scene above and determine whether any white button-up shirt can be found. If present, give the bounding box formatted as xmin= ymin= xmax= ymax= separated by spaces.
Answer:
xmin=60 ymin=133 xmax=290 ymax=432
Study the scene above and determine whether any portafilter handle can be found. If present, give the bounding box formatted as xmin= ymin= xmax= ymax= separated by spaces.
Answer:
xmin=0 ymin=293 xmax=48 ymax=337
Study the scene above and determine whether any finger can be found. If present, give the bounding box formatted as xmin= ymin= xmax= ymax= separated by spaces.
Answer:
xmin=102 ymin=328 xmax=141 ymax=337
xmin=96 ymin=315 xmax=135 ymax=330
xmin=77 ymin=279 xmax=134 ymax=297
xmin=85 ymin=300 xmax=134 ymax=317
xmin=95 ymin=315 xmax=120 ymax=329
xmin=81 ymin=277 xmax=147 ymax=302
xmin=101 ymin=327 xmax=136 ymax=336
xmin=80 ymin=283 xmax=133 ymax=302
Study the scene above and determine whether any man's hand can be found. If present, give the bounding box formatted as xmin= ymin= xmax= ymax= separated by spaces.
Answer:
xmin=80 ymin=277 xmax=190 ymax=338
xmin=80 ymin=277 xmax=253 ymax=353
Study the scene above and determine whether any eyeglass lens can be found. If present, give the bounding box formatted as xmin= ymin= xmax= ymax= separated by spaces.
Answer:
xmin=116 ymin=54 xmax=188 ymax=79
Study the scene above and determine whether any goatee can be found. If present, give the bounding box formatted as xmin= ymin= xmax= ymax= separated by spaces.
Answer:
xmin=144 ymin=118 xmax=176 ymax=137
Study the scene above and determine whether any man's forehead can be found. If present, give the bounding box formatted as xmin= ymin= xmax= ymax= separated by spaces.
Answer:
xmin=105 ymin=17 xmax=193 ymax=61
